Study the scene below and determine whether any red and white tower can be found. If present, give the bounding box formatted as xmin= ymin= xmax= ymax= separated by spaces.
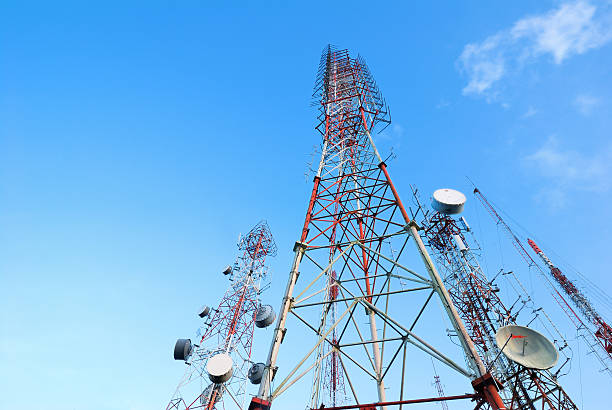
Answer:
xmin=167 ymin=221 xmax=277 ymax=410
xmin=416 ymin=188 xmax=577 ymax=409
xmin=474 ymin=187 xmax=612 ymax=376
xmin=528 ymin=239 xmax=612 ymax=357
xmin=250 ymin=45 xmax=506 ymax=410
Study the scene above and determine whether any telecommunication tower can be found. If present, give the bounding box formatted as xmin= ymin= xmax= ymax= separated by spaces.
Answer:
xmin=167 ymin=221 xmax=277 ymax=410
xmin=528 ymin=239 xmax=612 ymax=356
xmin=431 ymin=361 xmax=449 ymax=410
xmin=473 ymin=187 xmax=612 ymax=376
xmin=249 ymin=45 xmax=507 ymax=410
xmin=414 ymin=188 xmax=577 ymax=409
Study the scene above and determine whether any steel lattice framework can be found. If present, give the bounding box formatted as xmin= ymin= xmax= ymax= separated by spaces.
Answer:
xmin=167 ymin=221 xmax=277 ymax=410
xmin=473 ymin=187 xmax=612 ymax=377
xmin=528 ymin=239 xmax=612 ymax=356
xmin=250 ymin=45 xmax=507 ymax=410
xmin=417 ymin=206 xmax=578 ymax=409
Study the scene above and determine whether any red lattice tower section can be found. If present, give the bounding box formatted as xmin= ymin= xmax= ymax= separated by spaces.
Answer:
xmin=423 ymin=213 xmax=513 ymax=357
xmin=167 ymin=221 xmax=277 ymax=410
xmin=528 ymin=239 xmax=612 ymax=355
xmin=474 ymin=187 xmax=612 ymax=373
xmin=321 ymin=270 xmax=347 ymax=407
xmin=422 ymin=212 xmax=577 ymax=409
xmin=251 ymin=45 xmax=507 ymax=410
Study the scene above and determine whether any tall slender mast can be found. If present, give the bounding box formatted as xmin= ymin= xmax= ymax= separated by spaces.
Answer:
xmin=251 ymin=45 xmax=505 ymax=410
xmin=167 ymin=221 xmax=277 ymax=410
xmin=473 ymin=186 xmax=612 ymax=375
xmin=528 ymin=239 xmax=612 ymax=356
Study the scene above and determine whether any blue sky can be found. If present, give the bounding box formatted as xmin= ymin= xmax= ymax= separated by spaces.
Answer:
xmin=1 ymin=1 xmax=612 ymax=409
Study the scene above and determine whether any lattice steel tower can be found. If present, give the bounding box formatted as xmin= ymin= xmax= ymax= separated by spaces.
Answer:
xmin=249 ymin=45 xmax=507 ymax=410
xmin=414 ymin=190 xmax=577 ymax=409
xmin=167 ymin=221 xmax=277 ymax=410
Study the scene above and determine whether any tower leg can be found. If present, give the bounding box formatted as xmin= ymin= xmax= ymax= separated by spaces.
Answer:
xmin=257 ymin=242 xmax=307 ymax=401
xmin=368 ymin=309 xmax=387 ymax=410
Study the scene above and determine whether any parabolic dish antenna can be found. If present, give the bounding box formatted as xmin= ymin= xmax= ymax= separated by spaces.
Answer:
xmin=432 ymin=189 xmax=466 ymax=215
xmin=207 ymin=353 xmax=234 ymax=383
xmin=495 ymin=325 xmax=559 ymax=370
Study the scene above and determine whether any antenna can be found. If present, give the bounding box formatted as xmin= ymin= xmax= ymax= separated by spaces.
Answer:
xmin=432 ymin=188 xmax=467 ymax=215
xmin=495 ymin=325 xmax=559 ymax=370
xmin=250 ymin=46 xmax=507 ymax=410
xmin=166 ymin=221 xmax=277 ymax=410
xmin=473 ymin=185 xmax=612 ymax=375
xmin=418 ymin=188 xmax=577 ymax=408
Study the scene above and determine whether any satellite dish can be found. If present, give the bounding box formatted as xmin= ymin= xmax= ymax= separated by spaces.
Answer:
xmin=207 ymin=353 xmax=234 ymax=383
xmin=255 ymin=305 xmax=276 ymax=328
xmin=173 ymin=339 xmax=192 ymax=361
xmin=248 ymin=362 xmax=265 ymax=384
xmin=198 ymin=305 xmax=211 ymax=318
xmin=432 ymin=189 xmax=466 ymax=215
xmin=495 ymin=325 xmax=559 ymax=370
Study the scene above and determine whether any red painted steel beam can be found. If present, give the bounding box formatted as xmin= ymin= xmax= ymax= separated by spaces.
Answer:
xmin=310 ymin=394 xmax=479 ymax=410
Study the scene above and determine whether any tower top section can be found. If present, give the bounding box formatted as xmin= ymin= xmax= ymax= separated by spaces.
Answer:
xmin=238 ymin=220 xmax=277 ymax=261
xmin=313 ymin=45 xmax=391 ymax=137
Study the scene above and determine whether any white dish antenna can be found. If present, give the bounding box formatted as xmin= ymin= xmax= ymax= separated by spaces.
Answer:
xmin=495 ymin=325 xmax=559 ymax=370
xmin=432 ymin=189 xmax=466 ymax=215
xmin=207 ymin=353 xmax=234 ymax=383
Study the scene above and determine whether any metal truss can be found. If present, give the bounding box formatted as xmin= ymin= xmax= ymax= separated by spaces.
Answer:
xmin=251 ymin=46 xmax=507 ymax=410
xmin=413 ymin=201 xmax=578 ymax=410
xmin=167 ymin=221 xmax=277 ymax=410
xmin=473 ymin=188 xmax=612 ymax=376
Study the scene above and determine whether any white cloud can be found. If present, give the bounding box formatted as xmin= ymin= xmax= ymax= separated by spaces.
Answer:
xmin=511 ymin=2 xmax=612 ymax=63
xmin=458 ymin=1 xmax=612 ymax=98
xmin=392 ymin=124 xmax=405 ymax=137
xmin=524 ymin=136 xmax=612 ymax=206
xmin=522 ymin=106 xmax=538 ymax=118
xmin=436 ymin=98 xmax=451 ymax=109
xmin=574 ymin=94 xmax=600 ymax=114
xmin=459 ymin=34 xmax=506 ymax=96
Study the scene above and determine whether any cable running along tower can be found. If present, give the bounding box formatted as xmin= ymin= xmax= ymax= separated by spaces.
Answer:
xmin=250 ymin=46 xmax=507 ymax=410
xmin=168 ymin=221 xmax=277 ymax=410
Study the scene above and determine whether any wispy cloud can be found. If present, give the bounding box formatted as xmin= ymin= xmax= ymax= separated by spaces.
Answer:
xmin=392 ymin=124 xmax=405 ymax=137
xmin=458 ymin=1 xmax=612 ymax=99
xmin=524 ymin=136 xmax=612 ymax=206
xmin=522 ymin=106 xmax=538 ymax=118
xmin=436 ymin=98 xmax=451 ymax=109
xmin=574 ymin=94 xmax=600 ymax=114
xmin=459 ymin=34 xmax=506 ymax=97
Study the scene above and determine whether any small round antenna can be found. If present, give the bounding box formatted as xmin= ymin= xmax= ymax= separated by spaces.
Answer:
xmin=207 ymin=353 xmax=234 ymax=383
xmin=495 ymin=325 xmax=559 ymax=370
xmin=255 ymin=304 xmax=276 ymax=328
xmin=432 ymin=189 xmax=466 ymax=215
xmin=173 ymin=339 xmax=192 ymax=361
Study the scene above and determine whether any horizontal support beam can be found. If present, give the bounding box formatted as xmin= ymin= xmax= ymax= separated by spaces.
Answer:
xmin=309 ymin=394 xmax=479 ymax=410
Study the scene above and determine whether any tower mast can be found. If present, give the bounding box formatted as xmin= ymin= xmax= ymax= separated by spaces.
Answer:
xmin=473 ymin=186 xmax=612 ymax=375
xmin=167 ymin=221 xmax=277 ymax=410
xmin=251 ymin=45 xmax=505 ymax=410
xmin=528 ymin=239 xmax=612 ymax=356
